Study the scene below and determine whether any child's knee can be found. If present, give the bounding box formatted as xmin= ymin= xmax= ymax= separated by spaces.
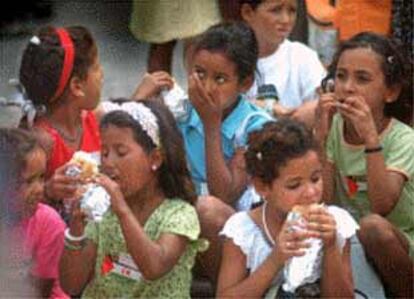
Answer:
xmin=358 ymin=214 xmax=395 ymax=248
xmin=196 ymin=195 xmax=234 ymax=234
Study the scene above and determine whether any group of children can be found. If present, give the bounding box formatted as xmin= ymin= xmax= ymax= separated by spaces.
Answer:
xmin=0 ymin=0 xmax=413 ymax=298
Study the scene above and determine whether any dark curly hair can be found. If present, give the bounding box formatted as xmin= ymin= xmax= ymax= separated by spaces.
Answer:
xmin=322 ymin=31 xmax=413 ymax=125
xmin=19 ymin=25 xmax=97 ymax=106
xmin=100 ymin=99 xmax=197 ymax=204
xmin=192 ymin=21 xmax=258 ymax=83
xmin=245 ymin=118 xmax=317 ymax=185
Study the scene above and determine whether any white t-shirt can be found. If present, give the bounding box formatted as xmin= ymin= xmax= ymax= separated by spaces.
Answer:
xmin=246 ymin=39 xmax=326 ymax=109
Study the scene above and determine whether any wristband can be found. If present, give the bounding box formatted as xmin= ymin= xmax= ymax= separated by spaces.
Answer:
xmin=364 ymin=145 xmax=383 ymax=154
xmin=64 ymin=228 xmax=87 ymax=242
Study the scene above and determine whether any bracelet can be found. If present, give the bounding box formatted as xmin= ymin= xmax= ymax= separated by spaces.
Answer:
xmin=64 ymin=228 xmax=87 ymax=242
xmin=64 ymin=239 xmax=85 ymax=251
xmin=364 ymin=145 xmax=383 ymax=154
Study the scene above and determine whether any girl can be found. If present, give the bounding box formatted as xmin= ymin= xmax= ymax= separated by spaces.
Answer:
xmin=217 ymin=119 xmax=357 ymax=298
xmin=240 ymin=0 xmax=326 ymax=125
xmin=0 ymin=128 xmax=67 ymax=298
xmin=18 ymin=25 xmax=172 ymax=213
xmin=317 ymin=32 xmax=414 ymax=297
xmin=152 ymin=22 xmax=274 ymax=283
xmin=175 ymin=21 xmax=272 ymax=205
xmin=59 ymin=100 xmax=204 ymax=298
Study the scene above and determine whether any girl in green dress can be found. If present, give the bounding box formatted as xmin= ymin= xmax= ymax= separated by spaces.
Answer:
xmin=59 ymin=99 xmax=204 ymax=298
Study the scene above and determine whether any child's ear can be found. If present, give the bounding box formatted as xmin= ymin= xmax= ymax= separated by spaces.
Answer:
xmin=69 ymin=76 xmax=86 ymax=98
xmin=240 ymin=3 xmax=255 ymax=23
xmin=240 ymin=74 xmax=254 ymax=93
xmin=384 ymin=83 xmax=402 ymax=104
xmin=149 ymin=148 xmax=163 ymax=171
xmin=252 ymin=177 xmax=270 ymax=200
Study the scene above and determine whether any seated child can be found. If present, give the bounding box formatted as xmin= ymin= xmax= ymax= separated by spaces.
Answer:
xmin=0 ymin=128 xmax=68 ymax=298
xmin=217 ymin=119 xmax=358 ymax=298
xmin=317 ymin=32 xmax=414 ymax=297
xmin=59 ymin=100 xmax=205 ymax=298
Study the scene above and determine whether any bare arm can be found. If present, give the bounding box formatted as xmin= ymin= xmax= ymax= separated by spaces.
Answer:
xmin=98 ymin=175 xmax=188 ymax=280
xmin=365 ymin=148 xmax=405 ymax=215
xmin=217 ymin=239 xmax=284 ymax=298
xmin=338 ymin=96 xmax=405 ymax=215
xmin=204 ymin=125 xmax=248 ymax=204
xmin=314 ymin=92 xmax=337 ymax=204
xmin=306 ymin=206 xmax=354 ymax=298
xmin=218 ymin=212 xmax=314 ymax=298
xmin=59 ymin=240 xmax=97 ymax=295
xmin=117 ymin=209 xmax=188 ymax=280
xmin=94 ymin=71 xmax=174 ymax=122
xmin=59 ymin=197 xmax=97 ymax=295
xmin=322 ymin=161 xmax=336 ymax=204
xmin=189 ymin=73 xmax=248 ymax=203
xmin=291 ymin=100 xmax=318 ymax=128
xmin=320 ymin=240 xmax=354 ymax=298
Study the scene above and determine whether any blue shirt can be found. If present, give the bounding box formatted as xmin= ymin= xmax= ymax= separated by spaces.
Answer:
xmin=178 ymin=96 xmax=273 ymax=194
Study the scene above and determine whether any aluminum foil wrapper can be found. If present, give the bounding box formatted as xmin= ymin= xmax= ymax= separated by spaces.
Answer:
xmin=161 ymin=82 xmax=189 ymax=122
xmin=282 ymin=210 xmax=323 ymax=293
xmin=65 ymin=152 xmax=110 ymax=222
xmin=79 ymin=183 xmax=111 ymax=222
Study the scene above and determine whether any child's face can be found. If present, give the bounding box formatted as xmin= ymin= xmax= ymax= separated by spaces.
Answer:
xmin=191 ymin=50 xmax=250 ymax=111
xmin=334 ymin=48 xmax=395 ymax=116
xmin=16 ymin=147 xmax=46 ymax=218
xmin=243 ymin=0 xmax=297 ymax=50
xmin=263 ymin=150 xmax=322 ymax=215
xmin=100 ymin=125 xmax=158 ymax=198
xmin=81 ymin=55 xmax=104 ymax=110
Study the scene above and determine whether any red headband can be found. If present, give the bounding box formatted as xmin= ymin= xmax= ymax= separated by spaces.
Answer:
xmin=50 ymin=28 xmax=75 ymax=102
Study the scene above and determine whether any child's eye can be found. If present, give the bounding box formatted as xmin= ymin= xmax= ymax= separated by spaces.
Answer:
xmin=215 ymin=76 xmax=226 ymax=84
xmin=311 ymin=175 xmax=321 ymax=184
xmin=335 ymin=72 xmax=346 ymax=81
xmin=356 ymin=76 xmax=371 ymax=84
xmin=195 ymin=69 xmax=205 ymax=80
xmin=116 ymin=147 xmax=129 ymax=157
xmin=286 ymin=182 xmax=300 ymax=190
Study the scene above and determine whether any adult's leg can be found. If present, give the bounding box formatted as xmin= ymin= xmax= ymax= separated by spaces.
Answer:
xmin=357 ymin=214 xmax=413 ymax=298
xmin=147 ymin=40 xmax=177 ymax=73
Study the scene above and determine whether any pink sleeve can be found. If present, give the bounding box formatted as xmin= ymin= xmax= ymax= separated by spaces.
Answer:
xmin=30 ymin=204 xmax=66 ymax=279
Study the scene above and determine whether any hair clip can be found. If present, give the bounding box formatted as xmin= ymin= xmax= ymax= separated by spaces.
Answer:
xmin=387 ymin=56 xmax=394 ymax=64
xmin=256 ymin=151 xmax=263 ymax=161
xmin=30 ymin=36 xmax=41 ymax=45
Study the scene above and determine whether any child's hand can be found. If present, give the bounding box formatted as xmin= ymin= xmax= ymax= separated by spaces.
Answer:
xmin=305 ymin=205 xmax=337 ymax=249
xmin=314 ymin=92 xmax=336 ymax=143
xmin=188 ymin=72 xmax=222 ymax=126
xmin=336 ymin=95 xmax=378 ymax=145
xmin=275 ymin=219 xmax=313 ymax=263
xmin=95 ymin=174 xmax=129 ymax=216
xmin=45 ymin=164 xmax=80 ymax=201
xmin=132 ymin=71 xmax=174 ymax=100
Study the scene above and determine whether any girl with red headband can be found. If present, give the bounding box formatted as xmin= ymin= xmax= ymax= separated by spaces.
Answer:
xmin=18 ymin=26 xmax=171 ymax=217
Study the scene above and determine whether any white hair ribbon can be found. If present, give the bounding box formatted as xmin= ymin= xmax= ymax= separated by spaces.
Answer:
xmin=102 ymin=101 xmax=160 ymax=147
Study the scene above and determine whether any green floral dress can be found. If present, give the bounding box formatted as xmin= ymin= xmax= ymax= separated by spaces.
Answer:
xmin=81 ymin=199 xmax=207 ymax=298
